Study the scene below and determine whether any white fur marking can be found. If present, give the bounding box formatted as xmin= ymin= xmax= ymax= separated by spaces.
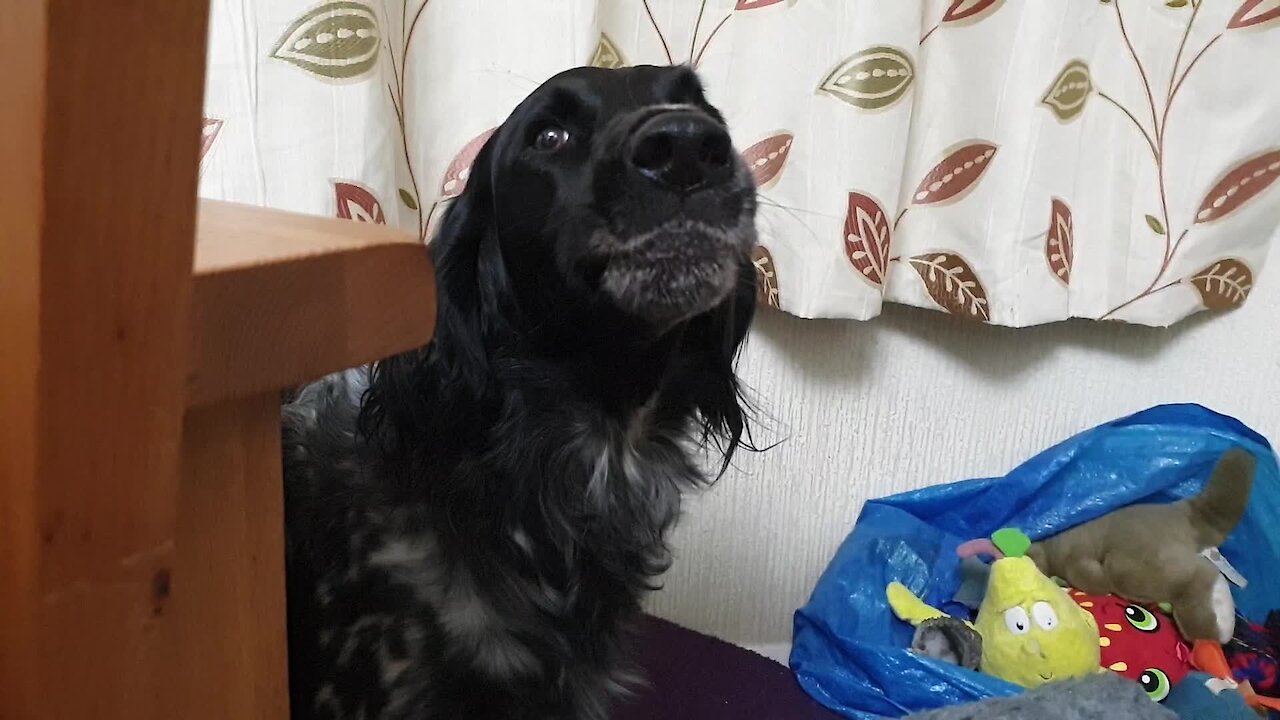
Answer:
xmin=586 ymin=445 xmax=612 ymax=505
xmin=436 ymin=573 xmax=540 ymax=677
xmin=511 ymin=527 xmax=534 ymax=557
xmin=367 ymin=534 xmax=440 ymax=599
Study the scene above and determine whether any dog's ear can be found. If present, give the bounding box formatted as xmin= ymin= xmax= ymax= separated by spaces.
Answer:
xmin=360 ymin=135 xmax=502 ymax=451
xmin=426 ymin=136 xmax=503 ymax=385
xmin=680 ymin=257 xmax=757 ymax=475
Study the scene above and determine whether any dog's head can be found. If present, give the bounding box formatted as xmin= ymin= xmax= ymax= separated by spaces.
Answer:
xmin=439 ymin=64 xmax=757 ymax=338
xmin=367 ymin=66 xmax=757 ymax=475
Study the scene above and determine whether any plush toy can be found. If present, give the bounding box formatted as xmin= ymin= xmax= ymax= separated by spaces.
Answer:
xmin=887 ymin=529 xmax=1101 ymax=689
xmin=1068 ymin=591 xmax=1193 ymax=702
xmin=1190 ymin=639 xmax=1280 ymax=714
xmin=1222 ymin=609 xmax=1280 ymax=699
xmin=1027 ymin=448 xmax=1255 ymax=643
xmin=905 ymin=673 xmax=1178 ymax=720
xmin=910 ymin=616 xmax=984 ymax=671
xmin=1162 ymin=672 xmax=1258 ymax=720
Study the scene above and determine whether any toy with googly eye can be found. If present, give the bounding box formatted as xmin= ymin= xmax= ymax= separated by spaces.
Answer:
xmin=887 ymin=528 xmax=1102 ymax=689
xmin=1067 ymin=590 xmax=1193 ymax=703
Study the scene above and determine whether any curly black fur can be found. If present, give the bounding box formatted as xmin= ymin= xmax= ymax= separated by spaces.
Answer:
xmin=282 ymin=65 xmax=758 ymax=720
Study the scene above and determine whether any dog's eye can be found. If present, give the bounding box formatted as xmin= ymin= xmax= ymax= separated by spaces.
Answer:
xmin=533 ymin=126 xmax=571 ymax=152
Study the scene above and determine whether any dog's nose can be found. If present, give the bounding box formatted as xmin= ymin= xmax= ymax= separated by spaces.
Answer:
xmin=630 ymin=111 xmax=733 ymax=194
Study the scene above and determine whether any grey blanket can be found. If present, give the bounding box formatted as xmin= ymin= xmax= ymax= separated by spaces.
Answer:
xmin=905 ymin=674 xmax=1176 ymax=720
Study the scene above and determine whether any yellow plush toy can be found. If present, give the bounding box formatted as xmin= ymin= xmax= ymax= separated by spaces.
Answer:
xmin=887 ymin=528 xmax=1101 ymax=689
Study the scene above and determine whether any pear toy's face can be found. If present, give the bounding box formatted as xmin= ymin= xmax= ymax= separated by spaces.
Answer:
xmin=975 ymin=557 xmax=1101 ymax=688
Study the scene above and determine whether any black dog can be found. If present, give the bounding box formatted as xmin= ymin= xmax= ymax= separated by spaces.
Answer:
xmin=282 ymin=64 xmax=758 ymax=720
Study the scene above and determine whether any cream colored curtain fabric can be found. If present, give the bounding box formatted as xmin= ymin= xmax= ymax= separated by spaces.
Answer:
xmin=200 ymin=0 xmax=1280 ymax=327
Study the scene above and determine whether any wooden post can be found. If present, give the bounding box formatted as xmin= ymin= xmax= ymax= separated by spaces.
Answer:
xmin=0 ymin=2 xmax=210 ymax=718
xmin=1 ymin=3 xmax=434 ymax=717
xmin=174 ymin=395 xmax=291 ymax=719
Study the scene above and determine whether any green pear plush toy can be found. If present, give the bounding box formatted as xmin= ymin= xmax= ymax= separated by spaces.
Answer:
xmin=888 ymin=529 xmax=1101 ymax=688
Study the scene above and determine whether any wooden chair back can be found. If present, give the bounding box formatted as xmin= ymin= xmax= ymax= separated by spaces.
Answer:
xmin=1 ymin=4 xmax=434 ymax=717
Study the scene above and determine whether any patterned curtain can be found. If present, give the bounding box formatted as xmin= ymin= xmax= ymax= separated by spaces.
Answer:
xmin=200 ymin=0 xmax=1280 ymax=327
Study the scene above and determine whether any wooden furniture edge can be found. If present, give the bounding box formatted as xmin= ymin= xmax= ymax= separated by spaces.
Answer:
xmin=188 ymin=200 xmax=437 ymax=407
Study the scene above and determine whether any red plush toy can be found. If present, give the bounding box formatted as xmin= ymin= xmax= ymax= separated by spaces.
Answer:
xmin=1069 ymin=590 xmax=1193 ymax=702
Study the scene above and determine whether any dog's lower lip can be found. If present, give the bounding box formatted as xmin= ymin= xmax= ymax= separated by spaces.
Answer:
xmin=610 ymin=247 xmax=723 ymax=265
xmin=614 ymin=220 xmax=738 ymax=250
xmin=600 ymin=234 xmax=735 ymax=268
xmin=600 ymin=250 xmax=732 ymax=290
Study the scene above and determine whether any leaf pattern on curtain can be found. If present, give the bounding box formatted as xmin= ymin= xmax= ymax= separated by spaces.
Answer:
xmin=199 ymin=0 xmax=1280 ymax=327
xmin=441 ymin=129 xmax=495 ymax=198
xmin=1228 ymin=0 xmax=1280 ymax=29
xmin=907 ymin=142 xmax=998 ymax=206
xmin=1190 ymin=259 xmax=1254 ymax=310
xmin=333 ymin=181 xmax=387 ymax=224
xmin=422 ymin=127 xmax=495 ymax=235
xmin=199 ymin=118 xmax=223 ymax=172
xmin=271 ymin=1 xmax=382 ymax=81
xmin=908 ymin=253 xmax=991 ymax=322
xmin=921 ymin=0 xmax=1003 ymax=44
xmin=1042 ymin=61 xmax=1093 ymax=122
xmin=591 ymin=33 xmax=627 ymax=69
xmin=818 ymin=47 xmax=915 ymax=111
xmin=887 ymin=142 xmax=997 ymax=320
xmin=1093 ymin=0 xmax=1275 ymax=320
xmin=1195 ymin=150 xmax=1280 ymax=224
xmin=1045 ymin=199 xmax=1074 ymax=287
xmin=941 ymin=0 xmax=1002 ymax=23
xmin=752 ymin=245 xmax=781 ymax=309
xmin=844 ymin=192 xmax=892 ymax=289
xmin=741 ymin=133 xmax=794 ymax=188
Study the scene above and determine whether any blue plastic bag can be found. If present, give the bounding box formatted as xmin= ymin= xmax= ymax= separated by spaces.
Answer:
xmin=790 ymin=404 xmax=1280 ymax=719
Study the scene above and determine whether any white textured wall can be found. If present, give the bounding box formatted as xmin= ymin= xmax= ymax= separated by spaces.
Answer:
xmin=648 ymin=270 xmax=1280 ymax=646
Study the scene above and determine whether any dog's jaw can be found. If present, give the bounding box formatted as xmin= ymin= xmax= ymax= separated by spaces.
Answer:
xmin=597 ymin=215 xmax=755 ymax=331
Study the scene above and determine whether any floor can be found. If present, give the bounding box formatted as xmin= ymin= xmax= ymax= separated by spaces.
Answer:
xmin=743 ymin=641 xmax=792 ymax=666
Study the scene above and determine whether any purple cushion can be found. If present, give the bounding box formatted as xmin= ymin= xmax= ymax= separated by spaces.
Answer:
xmin=616 ymin=615 xmax=841 ymax=720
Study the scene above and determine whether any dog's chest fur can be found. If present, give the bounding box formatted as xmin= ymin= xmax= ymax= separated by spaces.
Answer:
xmin=283 ymin=369 xmax=703 ymax=720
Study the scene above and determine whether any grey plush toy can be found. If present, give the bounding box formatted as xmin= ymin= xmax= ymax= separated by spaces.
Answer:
xmin=905 ymin=673 xmax=1177 ymax=720
xmin=911 ymin=617 xmax=983 ymax=671
xmin=1026 ymin=448 xmax=1254 ymax=643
